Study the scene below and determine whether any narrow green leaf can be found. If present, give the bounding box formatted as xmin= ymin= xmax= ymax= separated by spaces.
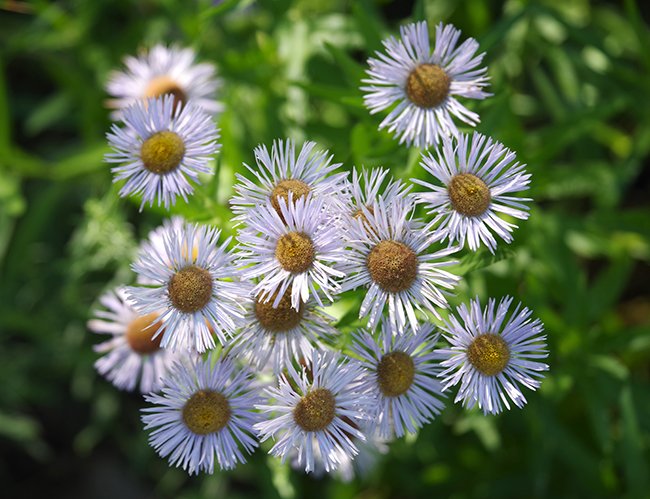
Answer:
xmin=452 ymin=246 xmax=515 ymax=276
xmin=619 ymin=386 xmax=648 ymax=496
xmin=587 ymin=258 xmax=634 ymax=321
xmin=50 ymin=142 xmax=109 ymax=180
xmin=323 ymin=42 xmax=366 ymax=86
xmin=352 ymin=0 xmax=385 ymax=52
xmin=0 ymin=57 xmax=10 ymax=154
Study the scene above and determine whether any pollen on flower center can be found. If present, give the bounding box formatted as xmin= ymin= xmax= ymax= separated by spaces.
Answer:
xmin=144 ymin=75 xmax=187 ymax=110
xmin=406 ymin=64 xmax=451 ymax=109
xmin=254 ymin=291 xmax=303 ymax=332
xmin=168 ymin=265 xmax=213 ymax=313
xmin=182 ymin=390 xmax=231 ymax=434
xmin=377 ymin=351 xmax=415 ymax=397
xmin=293 ymin=387 xmax=336 ymax=432
xmin=270 ymin=179 xmax=311 ymax=216
xmin=366 ymin=240 xmax=418 ymax=293
xmin=140 ymin=131 xmax=186 ymax=174
xmin=275 ymin=231 xmax=315 ymax=274
xmin=125 ymin=312 xmax=163 ymax=354
xmin=448 ymin=173 xmax=491 ymax=217
xmin=467 ymin=333 xmax=510 ymax=376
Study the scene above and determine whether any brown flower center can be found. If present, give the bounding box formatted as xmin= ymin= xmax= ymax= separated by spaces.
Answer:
xmin=125 ymin=312 xmax=163 ymax=355
xmin=448 ymin=173 xmax=491 ymax=217
xmin=366 ymin=240 xmax=418 ymax=293
xmin=270 ymin=179 xmax=311 ymax=217
xmin=352 ymin=205 xmax=377 ymax=235
xmin=275 ymin=231 xmax=315 ymax=274
xmin=377 ymin=351 xmax=415 ymax=397
xmin=144 ymin=75 xmax=187 ymax=110
xmin=140 ymin=131 xmax=185 ymax=174
xmin=467 ymin=333 xmax=510 ymax=376
xmin=167 ymin=265 xmax=213 ymax=313
xmin=406 ymin=64 xmax=451 ymax=108
xmin=254 ymin=290 xmax=304 ymax=332
xmin=293 ymin=387 xmax=336 ymax=432
xmin=182 ymin=390 xmax=231 ymax=434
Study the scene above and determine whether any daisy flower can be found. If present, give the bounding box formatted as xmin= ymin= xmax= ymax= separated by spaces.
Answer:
xmin=128 ymin=221 xmax=244 ymax=353
xmin=255 ymin=350 xmax=373 ymax=473
xmin=362 ymin=21 xmax=490 ymax=148
xmin=413 ymin=132 xmax=531 ymax=253
xmin=352 ymin=322 xmax=445 ymax=438
xmin=141 ymin=354 xmax=260 ymax=474
xmin=228 ymin=289 xmax=339 ymax=374
xmin=88 ymin=287 xmax=183 ymax=393
xmin=106 ymin=44 xmax=223 ymax=119
xmin=236 ymin=194 xmax=346 ymax=310
xmin=230 ymin=139 xmax=348 ymax=221
xmin=105 ymin=95 xmax=220 ymax=210
xmin=435 ymin=296 xmax=548 ymax=415
xmin=341 ymin=195 xmax=460 ymax=333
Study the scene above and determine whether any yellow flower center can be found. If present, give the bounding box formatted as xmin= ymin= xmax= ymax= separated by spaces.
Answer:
xmin=406 ymin=64 xmax=451 ymax=108
xmin=144 ymin=75 xmax=187 ymax=110
xmin=275 ymin=231 xmax=315 ymax=274
xmin=182 ymin=390 xmax=231 ymax=434
xmin=270 ymin=179 xmax=311 ymax=217
xmin=467 ymin=333 xmax=510 ymax=376
xmin=167 ymin=265 xmax=213 ymax=313
xmin=448 ymin=173 xmax=491 ymax=217
xmin=377 ymin=351 xmax=415 ymax=397
xmin=125 ymin=312 xmax=163 ymax=355
xmin=293 ymin=387 xmax=336 ymax=432
xmin=366 ymin=240 xmax=418 ymax=293
xmin=254 ymin=290 xmax=304 ymax=333
xmin=140 ymin=131 xmax=185 ymax=174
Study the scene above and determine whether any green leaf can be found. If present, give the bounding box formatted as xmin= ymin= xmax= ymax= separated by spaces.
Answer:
xmin=0 ymin=56 xmax=10 ymax=153
xmin=587 ymin=258 xmax=634 ymax=321
xmin=24 ymin=92 xmax=72 ymax=137
xmin=50 ymin=142 xmax=110 ymax=180
xmin=452 ymin=246 xmax=515 ymax=276
xmin=0 ymin=411 xmax=41 ymax=443
xmin=619 ymin=387 xmax=649 ymax=496
xmin=323 ymin=42 xmax=366 ymax=86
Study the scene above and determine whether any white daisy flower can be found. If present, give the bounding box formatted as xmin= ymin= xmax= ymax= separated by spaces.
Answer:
xmin=341 ymin=195 xmax=460 ymax=334
xmin=87 ymin=287 xmax=183 ymax=393
xmin=141 ymin=354 xmax=260 ymax=474
xmin=236 ymin=194 xmax=346 ymax=310
xmin=106 ymin=44 xmax=223 ymax=119
xmin=352 ymin=322 xmax=445 ymax=438
xmin=435 ymin=296 xmax=549 ymax=415
xmin=128 ymin=221 xmax=245 ymax=353
xmin=228 ymin=289 xmax=339 ymax=374
xmin=413 ymin=132 xmax=531 ymax=253
xmin=230 ymin=139 xmax=348 ymax=221
xmin=255 ymin=350 xmax=373 ymax=473
xmin=105 ymin=95 xmax=220 ymax=210
xmin=362 ymin=21 xmax=490 ymax=148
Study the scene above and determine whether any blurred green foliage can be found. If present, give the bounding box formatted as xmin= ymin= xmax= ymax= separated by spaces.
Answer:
xmin=0 ymin=0 xmax=649 ymax=498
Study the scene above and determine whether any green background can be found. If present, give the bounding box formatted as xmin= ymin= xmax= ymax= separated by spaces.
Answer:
xmin=0 ymin=0 xmax=649 ymax=497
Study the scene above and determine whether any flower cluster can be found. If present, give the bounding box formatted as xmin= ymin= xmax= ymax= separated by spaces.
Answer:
xmin=89 ymin=23 xmax=548 ymax=480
